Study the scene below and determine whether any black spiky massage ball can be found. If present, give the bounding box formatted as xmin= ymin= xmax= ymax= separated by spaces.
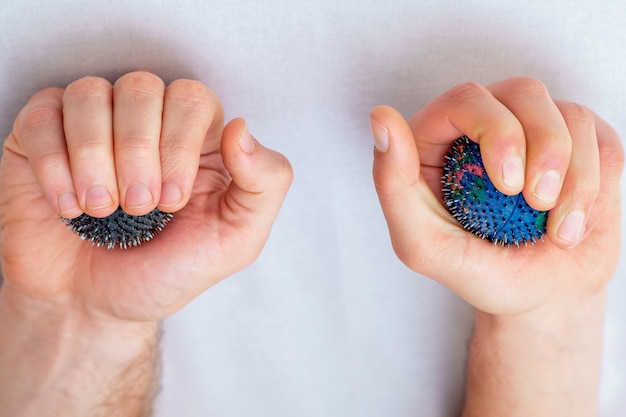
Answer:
xmin=61 ymin=207 xmax=173 ymax=249
xmin=441 ymin=136 xmax=547 ymax=246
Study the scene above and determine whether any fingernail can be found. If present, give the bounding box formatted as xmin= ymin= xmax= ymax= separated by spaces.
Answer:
xmin=534 ymin=170 xmax=561 ymax=205
xmin=85 ymin=185 xmax=114 ymax=210
xmin=502 ymin=156 xmax=525 ymax=190
xmin=58 ymin=192 xmax=79 ymax=216
xmin=125 ymin=184 xmax=154 ymax=209
xmin=557 ymin=210 xmax=585 ymax=245
xmin=239 ymin=126 xmax=256 ymax=154
xmin=160 ymin=182 xmax=182 ymax=207
xmin=370 ymin=118 xmax=389 ymax=153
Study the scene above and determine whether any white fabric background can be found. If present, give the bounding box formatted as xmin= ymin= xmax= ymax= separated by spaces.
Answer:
xmin=0 ymin=1 xmax=625 ymax=416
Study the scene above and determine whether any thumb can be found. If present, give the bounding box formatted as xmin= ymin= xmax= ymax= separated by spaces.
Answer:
xmin=220 ymin=118 xmax=293 ymax=232
xmin=370 ymin=105 xmax=468 ymax=280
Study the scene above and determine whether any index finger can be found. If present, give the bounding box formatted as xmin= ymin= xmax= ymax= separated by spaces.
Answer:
xmin=8 ymin=87 xmax=82 ymax=217
xmin=408 ymin=82 xmax=527 ymax=196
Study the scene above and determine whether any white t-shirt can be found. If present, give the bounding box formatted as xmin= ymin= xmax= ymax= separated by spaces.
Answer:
xmin=1 ymin=1 xmax=625 ymax=416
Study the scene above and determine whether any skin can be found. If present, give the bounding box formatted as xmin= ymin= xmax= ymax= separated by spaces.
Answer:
xmin=0 ymin=71 xmax=294 ymax=322
xmin=0 ymin=73 xmax=622 ymax=416
xmin=0 ymin=71 xmax=293 ymax=416
xmin=370 ymin=76 xmax=624 ymax=416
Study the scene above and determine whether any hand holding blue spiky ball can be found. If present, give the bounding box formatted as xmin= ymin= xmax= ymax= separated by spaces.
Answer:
xmin=442 ymin=136 xmax=547 ymax=246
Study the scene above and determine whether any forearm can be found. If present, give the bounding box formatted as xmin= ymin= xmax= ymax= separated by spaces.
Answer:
xmin=0 ymin=285 xmax=160 ymax=417
xmin=462 ymin=290 xmax=606 ymax=417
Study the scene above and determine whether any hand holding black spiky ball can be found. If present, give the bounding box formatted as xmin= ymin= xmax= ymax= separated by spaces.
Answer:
xmin=0 ymin=71 xmax=298 ymax=417
xmin=0 ymin=72 xmax=294 ymax=327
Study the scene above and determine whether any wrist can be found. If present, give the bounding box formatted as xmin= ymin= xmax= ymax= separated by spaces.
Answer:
xmin=463 ymin=290 xmax=606 ymax=417
xmin=0 ymin=284 xmax=160 ymax=416
xmin=0 ymin=282 xmax=159 ymax=353
xmin=475 ymin=289 xmax=606 ymax=349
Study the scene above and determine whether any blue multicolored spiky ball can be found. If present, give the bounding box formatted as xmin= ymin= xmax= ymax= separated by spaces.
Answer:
xmin=441 ymin=136 xmax=547 ymax=246
xmin=61 ymin=207 xmax=173 ymax=249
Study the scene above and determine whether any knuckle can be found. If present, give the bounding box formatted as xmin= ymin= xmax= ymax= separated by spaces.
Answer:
xmin=167 ymin=80 xmax=222 ymax=112
xmin=539 ymin=127 xmax=573 ymax=151
xmin=117 ymin=135 xmax=157 ymax=153
xmin=19 ymin=105 xmax=61 ymax=136
xmin=114 ymin=71 xmax=165 ymax=96
xmin=114 ymin=136 xmax=159 ymax=169
xmin=160 ymin=135 xmax=194 ymax=155
xmin=559 ymin=102 xmax=593 ymax=124
xmin=71 ymin=138 xmax=110 ymax=160
xmin=570 ymin=178 xmax=600 ymax=208
xmin=168 ymin=79 xmax=215 ymax=101
xmin=599 ymin=137 xmax=625 ymax=174
xmin=443 ymin=81 xmax=490 ymax=105
xmin=272 ymin=154 xmax=294 ymax=188
xmin=64 ymin=76 xmax=111 ymax=101
xmin=503 ymin=76 xmax=549 ymax=98
xmin=614 ymin=142 xmax=625 ymax=168
xmin=31 ymin=150 xmax=66 ymax=174
xmin=159 ymin=141 xmax=197 ymax=174
xmin=559 ymin=102 xmax=596 ymax=134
